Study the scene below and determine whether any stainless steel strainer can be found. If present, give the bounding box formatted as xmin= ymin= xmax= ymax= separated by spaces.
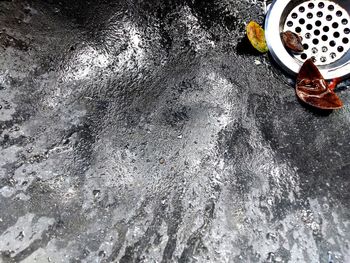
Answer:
xmin=265 ymin=0 xmax=350 ymax=80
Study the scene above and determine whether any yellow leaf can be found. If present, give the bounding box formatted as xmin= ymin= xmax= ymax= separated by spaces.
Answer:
xmin=246 ymin=21 xmax=268 ymax=53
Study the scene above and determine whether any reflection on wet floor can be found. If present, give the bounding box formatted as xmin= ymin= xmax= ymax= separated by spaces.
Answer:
xmin=0 ymin=0 xmax=349 ymax=262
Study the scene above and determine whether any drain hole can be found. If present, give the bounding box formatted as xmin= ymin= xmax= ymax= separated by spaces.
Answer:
xmin=292 ymin=13 xmax=298 ymax=19
xmin=330 ymin=40 xmax=336 ymax=47
xmin=299 ymin=6 xmax=305 ymax=12
xmin=314 ymin=29 xmax=320 ymax=36
xmin=312 ymin=47 xmax=318 ymax=54
xmin=342 ymin=19 xmax=348 ymax=25
xmin=287 ymin=21 xmax=293 ymax=27
xmin=344 ymin=28 xmax=350 ymax=34
xmin=308 ymin=3 xmax=315 ymax=9
xmin=307 ymin=13 xmax=313 ymax=19
xmin=305 ymin=33 xmax=311 ymax=39
xmin=334 ymin=32 xmax=340 ymax=38
xmin=301 ymin=53 xmax=307 ymax=59
xmin=323 ymin=26 xmax=329 ymax=32
xmin=330 ymin=52 xmax=336 ymax=59
xmin=318 ymin=2 xmax=325 ymax=8
xmin=326 ymin=15 xmax=332 ymax=21
xmin=336 ymin=11 xmax=342 ymax=17
xmin=321 ymin=35 xmax=328 ymax=41
xmin=299 ymin=18 xmax=305 ymax=24
xmin=338 ymin=46 xmax=344 ymax=52
xmin=322 ymin=46 xmax=328 ymax=52
xmin=343 ymin=38 xmax=349 ymax=44
xmin=306 ymin=24 xmax=313 ymax=30
xmin=332 ymin=22 xmax=339 ymax=28
xmin=313 ymin=39 xmax=319 ymax=45
xmin=315 ymin=20 xmax=322 ymax=27
xmin=303 ymin=43 xmax=309 ymax=50
xmin=295 ymin=27 xmax=302 ymax=33
xmin=317 ymin=11 xmax=323 ymax=18
xmin=328 ymin=5 xmax=334 ymax=11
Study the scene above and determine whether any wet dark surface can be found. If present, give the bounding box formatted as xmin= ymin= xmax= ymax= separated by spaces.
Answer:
xmin=0 ymin=0 xmax=349 ymax=262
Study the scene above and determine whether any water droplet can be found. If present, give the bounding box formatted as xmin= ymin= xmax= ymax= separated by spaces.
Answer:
xmin=98 ymin=251 xmax=106 ymax=257
xmin=93 ymin=190 xmax=100 ymax=197
xmin=275 ymin=257 xmax=283 ymax=262
xmin=26 ymin=147 xmax=33 ymax=153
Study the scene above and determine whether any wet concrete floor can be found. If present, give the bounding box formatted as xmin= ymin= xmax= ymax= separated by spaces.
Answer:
xmin=0 ymin=0 xmax=349 ymax=262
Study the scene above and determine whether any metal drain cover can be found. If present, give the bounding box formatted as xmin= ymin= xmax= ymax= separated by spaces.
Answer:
xmin=265 ymin=0 xmax=350 ymax=80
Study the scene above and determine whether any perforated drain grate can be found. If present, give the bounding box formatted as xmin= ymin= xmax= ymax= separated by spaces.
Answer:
xmin=265 ymin=0 xmax=350 ymax=80
xmin=284 ymin=0 xmax=350 ymax=65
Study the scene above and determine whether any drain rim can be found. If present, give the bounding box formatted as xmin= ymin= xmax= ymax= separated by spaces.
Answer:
xmin=265 ymin=0 xmax=350 ymax=80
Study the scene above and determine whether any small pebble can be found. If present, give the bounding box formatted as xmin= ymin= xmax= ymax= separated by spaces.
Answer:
xmin=159 ymin=158 xmax=165 ymax=164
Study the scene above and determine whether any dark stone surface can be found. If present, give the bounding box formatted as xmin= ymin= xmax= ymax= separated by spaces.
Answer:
xmin=0 ymin=0 xmax=349 ymax=262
